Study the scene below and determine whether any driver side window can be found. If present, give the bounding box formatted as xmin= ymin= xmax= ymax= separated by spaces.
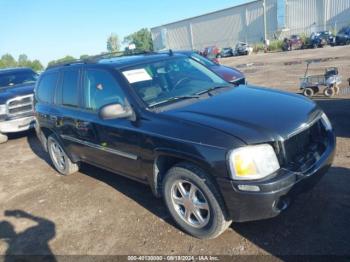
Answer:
xmin=83 ymin=69 xmax=125 ymax=111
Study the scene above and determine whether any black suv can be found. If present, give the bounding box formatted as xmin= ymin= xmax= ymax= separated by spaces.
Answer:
xmin=310 ymin=31 xmax=335 ymax=48
xmin=336 ymin=27 xmax=350 ymax=45
xmin=35 ymin=52 xmax=335 ymax=239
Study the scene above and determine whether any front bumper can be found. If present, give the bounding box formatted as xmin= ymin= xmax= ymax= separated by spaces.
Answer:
xmin=217 ymin=130 xmax=336 ymax=222
xmin=0 ymin=116 xmax=35 ymax=133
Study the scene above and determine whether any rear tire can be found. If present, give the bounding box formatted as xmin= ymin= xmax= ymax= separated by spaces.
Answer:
xmin=47 ymin=135 xmax=79 ymax=175
xmin=163 ymin=162 xmax=231 ymax=239
xmin=303 ymin=87 xmax=314 ymax=97
xmin=0 ymin=133 xmax=8 ymax=144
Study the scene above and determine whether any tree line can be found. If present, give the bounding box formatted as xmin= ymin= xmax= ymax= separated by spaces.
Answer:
xmin=0 ymin=54 xmax=44 ymax=72
xmin=107 ymin=28 xmax=153 ymax=52
xmin=1 ymin=28 xmax=153 ymax=70
xmin=47 ymin=28 xmax=153 ymax=66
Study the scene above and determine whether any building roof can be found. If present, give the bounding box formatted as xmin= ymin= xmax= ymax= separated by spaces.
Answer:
xmin=151 ymin=0 xmax=259 ymax=30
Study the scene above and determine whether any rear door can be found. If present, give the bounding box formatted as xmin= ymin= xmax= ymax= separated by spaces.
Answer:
xmin=53 ymin=66 xmax=93 ymax=160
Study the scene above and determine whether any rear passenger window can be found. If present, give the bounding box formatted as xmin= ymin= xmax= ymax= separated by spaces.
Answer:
xmin=36 ymin=72 xmax=59 ymax=103
xmin=83 ymin=69 xmax=126 ymax=111
xmin=62 ymin=69 xmax=79 ymax=107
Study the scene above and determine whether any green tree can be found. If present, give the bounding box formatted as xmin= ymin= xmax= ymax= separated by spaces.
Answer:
xmin=18 ymin=54 xmax=29 ymax=67
xmin=107 ymin=33 xmax=120 ymax=52
xmin=48 ymin=55 xmax=76 ymax=67
xmin=0 ymin=54 xmax=17 ymax=68
xmin=124 ymin=28 xmax=153 ymax=52
xmin=29 ymin=60 xmax=44 ymax=72
xmin=80 ymin=54 xmax=89 ymax=60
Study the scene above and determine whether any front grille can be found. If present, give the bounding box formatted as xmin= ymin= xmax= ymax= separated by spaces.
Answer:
xmin=6 ymin=95 xmax=34 ymax=118
xmin=282 ymin=119 xmax=328 ymax=172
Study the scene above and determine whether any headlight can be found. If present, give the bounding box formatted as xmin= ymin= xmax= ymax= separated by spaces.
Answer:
xmin=321 ymin=113 xmax=332 ymax=130
xmin=0 ymin=104 xmax=6 ymax=115
xmin=228 ymin=144 xmax=280 ymax=180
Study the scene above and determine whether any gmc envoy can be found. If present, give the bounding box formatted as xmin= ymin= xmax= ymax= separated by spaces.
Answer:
xmin=34 ymin=52 xmax=335 ymax=239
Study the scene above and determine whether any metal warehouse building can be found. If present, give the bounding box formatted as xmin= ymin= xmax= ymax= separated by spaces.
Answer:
xmin=151 ymin=0 xmax=350 ymax=51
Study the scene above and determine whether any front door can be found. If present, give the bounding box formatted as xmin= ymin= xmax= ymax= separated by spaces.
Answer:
xmin=79 ymin=68 xmax=142 ymax=179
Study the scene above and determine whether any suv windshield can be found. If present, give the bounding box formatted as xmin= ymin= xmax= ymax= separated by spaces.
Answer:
xmin=0 ymin=70 xmax=38 ymax=89
xmin=121 ymin=57 xmax=227 ymax=107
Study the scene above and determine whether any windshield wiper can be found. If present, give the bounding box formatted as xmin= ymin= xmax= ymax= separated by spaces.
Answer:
xmin=149 ymin=95 xmax=199 ymax=108
xmin=195 ymin=85 xmax=231 ymax=96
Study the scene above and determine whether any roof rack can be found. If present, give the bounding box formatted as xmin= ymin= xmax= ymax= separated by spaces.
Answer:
xmin=46 ymin=49 xmax=157 ymax=69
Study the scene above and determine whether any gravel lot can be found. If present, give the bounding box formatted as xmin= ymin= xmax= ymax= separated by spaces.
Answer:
xmin=1 ymin=46 xmax=350 ymax=258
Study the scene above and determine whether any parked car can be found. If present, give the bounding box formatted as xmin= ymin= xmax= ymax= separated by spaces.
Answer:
xmin=201 ymin=46 xmax=221 ymax=61
xmin=289 ymin=34 xmax=304 ymax=50
xmin=282 ymin=35 xmax=304 ymax=51
xmin=234 ymin=42 xmax=253 ymax=56
xmin=177 ymin=51 xmax=245 ymax=85
xmin=35 ymin=52 xmax=335 ymax=239
xmin=335 ymin=27 xmax=350 ymax=45
xmin=0 ymin=67 xmax=38 ymax=143
xmin=310 ymin=31 xmax=335 ymax=48
xmin=217 ymin=47 xmax=234 ymax=58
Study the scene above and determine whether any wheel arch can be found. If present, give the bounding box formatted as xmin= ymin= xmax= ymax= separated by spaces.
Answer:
xmin=36 ymin=126 xmax=79 ymax=163
xmin=151 ymin=149 xmax=216 ymax=198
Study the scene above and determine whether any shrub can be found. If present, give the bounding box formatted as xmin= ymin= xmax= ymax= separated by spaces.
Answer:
xmin=253 ymin=43 xmax=265 ymax=53
xmin=269 ymin=39 xmax=284 ymax=52
xmin=300 ymin=33 xmax=311 ymax=48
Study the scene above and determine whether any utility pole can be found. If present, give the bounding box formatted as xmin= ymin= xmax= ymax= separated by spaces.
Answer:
xmin=263 ymin=0 xmax=267 ymax=41
xmin=324 ymin=0 xmax=327 ymax=31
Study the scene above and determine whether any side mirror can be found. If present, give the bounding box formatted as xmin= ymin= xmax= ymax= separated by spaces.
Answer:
xmin=98 ymin=103 xmax=134 ymax=120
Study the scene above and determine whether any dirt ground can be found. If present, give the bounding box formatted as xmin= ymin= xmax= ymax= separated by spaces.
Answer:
xmin=1 ymin=46 xmax=350 ymax=258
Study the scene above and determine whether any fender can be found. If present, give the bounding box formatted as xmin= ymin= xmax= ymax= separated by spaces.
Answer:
xmin=150 ymin=147 xmax=216 ymax=197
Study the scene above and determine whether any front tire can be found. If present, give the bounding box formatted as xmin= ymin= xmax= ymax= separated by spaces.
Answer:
xmin=47 ymin=135 xmax=79 ymax=175
xmin=324 ymin=87 xmax=335 ymax=97
xmin=163 ymin=163 xmax=231 ymax=239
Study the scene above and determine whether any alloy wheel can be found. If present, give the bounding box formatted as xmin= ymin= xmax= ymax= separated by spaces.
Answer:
xmin=50 ymin=141 xmax=66 ymax=170
xmin=170 ymin=180 xmax=210 ymax=228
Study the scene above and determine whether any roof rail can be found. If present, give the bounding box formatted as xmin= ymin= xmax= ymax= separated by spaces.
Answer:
xmin=46 ymin=50 xmax=157 ymax=69
xmin=46 ymin=59 xmax=85 ymax=69
xmin=85 ymin=49 xmax=159 ymax=62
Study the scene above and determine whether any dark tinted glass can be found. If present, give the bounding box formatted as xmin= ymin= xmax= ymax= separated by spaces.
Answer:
xmin=62 ymin=69 xmax=79 ymax=107
xmin=191 ymin=53 xmax=215 ymax=67
xmin=37 ymin=72 xmax=59 ymax=103
xmin=83 ymin=69 xmax=125 ymax=111
xmin=0 ymin=70 xmax=38 ymax=88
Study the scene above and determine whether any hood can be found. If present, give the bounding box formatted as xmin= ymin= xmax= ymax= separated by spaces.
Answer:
xmin=210 ymin=65 xmax=244 ymax=82
xmin=0 ymin=83 xmax=34 ymax=104
xmin=164 ymin=86 xmax=321 ymax=144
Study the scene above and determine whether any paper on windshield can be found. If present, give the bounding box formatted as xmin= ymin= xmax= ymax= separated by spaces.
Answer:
xmin=122 ymin=69 xmax=152 ymax=83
